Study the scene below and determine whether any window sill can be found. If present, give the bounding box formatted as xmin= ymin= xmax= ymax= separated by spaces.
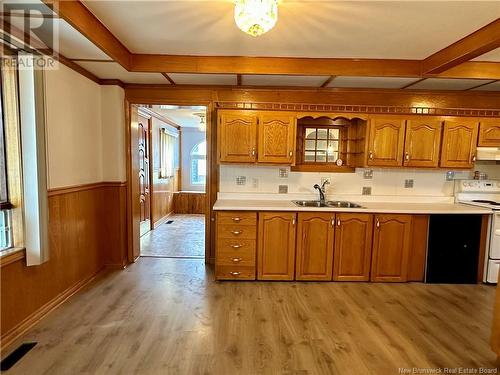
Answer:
xmin=0 ymin=247 xmax=25 ymax=268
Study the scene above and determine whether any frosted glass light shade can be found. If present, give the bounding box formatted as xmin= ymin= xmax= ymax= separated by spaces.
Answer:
xmin=234 ymin=0 xmax=278 ymax=37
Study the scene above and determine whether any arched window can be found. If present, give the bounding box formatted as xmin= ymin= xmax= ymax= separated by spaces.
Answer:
xmin=190 ymin=140 xmax=206 ymax=185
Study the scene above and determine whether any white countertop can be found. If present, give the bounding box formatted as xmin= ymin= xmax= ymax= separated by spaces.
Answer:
xmin=213 ymin=199 xmax=493 ymax=214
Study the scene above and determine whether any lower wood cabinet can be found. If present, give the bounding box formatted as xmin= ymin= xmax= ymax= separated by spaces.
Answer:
xmin=333 ymin=213 xmax=373 ymax=281
xmin=257 ymin=212 xmax=297 ymax=280
xmin=295 ymin=212 xmax=335 ymax=281
xmin=371 ymin=214 xmax=412 ymax=282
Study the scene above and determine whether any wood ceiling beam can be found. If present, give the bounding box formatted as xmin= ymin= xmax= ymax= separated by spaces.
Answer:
xmin=42 ymin=0 xmax=131 ymax=69
xmin=432 ymin=61 xmax=500 ymax=80
xmin=130 ymin=54 xmax=422 ymax=77
xmin=422 ymin=18 xmax=500 ymax=74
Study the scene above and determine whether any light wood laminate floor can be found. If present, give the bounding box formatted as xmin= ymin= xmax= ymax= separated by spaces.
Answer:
xmin=4 ymin=258 xmax=498 ymax=374
xmin=141 ymin=214 xmax=205 ymax=258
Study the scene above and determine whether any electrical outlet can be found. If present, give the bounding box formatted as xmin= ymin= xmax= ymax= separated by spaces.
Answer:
xmin=404 ymin=179 xmax=414 ymax=188
xmin=446 ymin=171 xmax=455 ymax=181
xmin=278 ymin=185 xmax=288 ymax=194
xmin=235 ymin=176 xmax=246 ymax=186
xmin=362 ymin=186 xmax=372 ymax=195
xmin=363 ymin=169 xmax=373 ymax=179
xmin=279 ymin=168 xmax=289 ymax=178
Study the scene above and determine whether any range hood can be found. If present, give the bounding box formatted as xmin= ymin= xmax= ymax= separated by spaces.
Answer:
xmin=477 ymin=147 xmax=500 ymax=161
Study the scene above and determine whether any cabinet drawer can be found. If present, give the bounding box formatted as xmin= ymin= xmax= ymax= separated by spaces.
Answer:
xmin=216 ymin=239 xmax=256 ymax=256
xmin=217 ymin=224 xmax=256 ymax=239
xmin=216 ymin=265 xmax=256 ymax=280
xmin=216 ymin=252 xmax=256 ymax=266
xmin=217 ymin=212 xmax=257 ymax=225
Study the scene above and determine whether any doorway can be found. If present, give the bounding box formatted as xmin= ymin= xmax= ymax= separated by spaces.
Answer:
xmin=131 ymin=104 xmax=208 ymax=260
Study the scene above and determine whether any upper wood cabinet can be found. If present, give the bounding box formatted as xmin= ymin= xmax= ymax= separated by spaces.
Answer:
xmin=257 ymin=212 xmax=296 ymax=280
xmin=440 ymin=120 xmax=479 ymax=168
xmin=478 ymin=120 xmax=500 ymax=147
xmin=371 ymin=214 xmax=412 ymax=282
xmin=333 ymin=213 xmax=373 ymax=282
xmin=404 ymin=119 xmax=443 ymax=168
xmin=258 ymin=113 xmax=296 ymax=164
xmin=295 ymin=212 xmax=335 ymax=281
xmin=366 ymin=118 xmax=406 ymax=167
xmin=219 ymin=111 xmax=257 ymax=163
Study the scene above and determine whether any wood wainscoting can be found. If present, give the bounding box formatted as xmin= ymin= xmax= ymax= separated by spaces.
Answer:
xmin=0 ymin=181 xmax=127 ymax=351
xmin=173 ymin=191 xmax=206 ymax=214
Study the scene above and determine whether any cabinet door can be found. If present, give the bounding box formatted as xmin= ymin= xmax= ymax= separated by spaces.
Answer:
xmin=478 ymin=120 xmax=500 ymax=147
xmin=440 ymin=120 xmax=479 ymax=168
xmin=333 ymin=213 xmax=373 ymax=281
xmin=257 ymin=212 xmax=296 ymax=280
xmin=258 ymin=113 xmax=296 ymax=164
xmin=295 ymin=213 xmax=335 ymax=281
xmin=404 ymin=119 xmax=442 ymax=168
xmin=367 ymin=118 xmax=406 ymax=167
xmin=371 ymin=214 xmax=412 ymax=282
xmin=219 ymin=111 xmax=257 ymax=163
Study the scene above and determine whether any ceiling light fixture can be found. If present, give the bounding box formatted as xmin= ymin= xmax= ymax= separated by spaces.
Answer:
xmin=234 ymin=0 xmax=278 ymax=37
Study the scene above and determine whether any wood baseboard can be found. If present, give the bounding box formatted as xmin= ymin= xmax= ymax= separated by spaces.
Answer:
xmin=153 ymin=211 xmax=173 ymax=229
xmin=0 ymin=267 xmax=105 ymax=352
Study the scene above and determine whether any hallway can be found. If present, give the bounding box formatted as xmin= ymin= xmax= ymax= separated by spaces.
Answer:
xmin=140 ymin=214 xmax=205 ymax=258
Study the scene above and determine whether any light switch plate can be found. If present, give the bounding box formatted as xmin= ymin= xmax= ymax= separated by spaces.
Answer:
xmin=362 ymin=186 xmax=372 ymax=195
xmin=446 ymin=171 xmax=455 ymax=181
xmin=252 ymin=178 xmax=259 ymax=188
xmin=279 ymin=168 xmax=289 ymax=178
xmin=404 ymin=179 xmax=414 ymax=188
xmin=278 ymin=185 xmax=288 ymax=194
xmin=235 ymin=176 xmax=246 ymax=186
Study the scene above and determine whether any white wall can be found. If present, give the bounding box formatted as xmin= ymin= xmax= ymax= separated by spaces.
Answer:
xmin=181 ymin=127 xmax=205 ymax=191
xmin=44 ymin=64 xmax=125 ymax=188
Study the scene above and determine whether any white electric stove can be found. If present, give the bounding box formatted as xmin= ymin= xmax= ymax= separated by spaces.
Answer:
xmin=455 ymin=180 xmax=500 ymax=283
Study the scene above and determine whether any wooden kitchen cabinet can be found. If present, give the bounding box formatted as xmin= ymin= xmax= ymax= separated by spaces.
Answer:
xmin=478 ymin=120 xmax=500 ymax=147
xmin=295 ymin=212 xmax=335 ymax=281
xmin=333 ymin=213 xmax=373 ymax=281
xmin=257 ymin=212 xmax=297 ymax=280
xmin=440 ymin=119 xmax=479 ymax=168
xmin=218 ymin=111 xmax=257 ymax=163
xmin=258 ymin=112 xmax=296 ymax=164
xmin=371 ymin=214 xmax=412 ymax=282
xmin=366 ymin=118 xmax=406 ymax=167
xmin=404 ymin=119 xmax=442 ymax=168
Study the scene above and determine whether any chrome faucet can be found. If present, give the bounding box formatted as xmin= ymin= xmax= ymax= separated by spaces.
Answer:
xmin=313 ymin=180 xmax=330 ymax=203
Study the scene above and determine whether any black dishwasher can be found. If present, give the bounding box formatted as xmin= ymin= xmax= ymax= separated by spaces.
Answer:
xmin=426 ymin=214 xmax=482 ymax=284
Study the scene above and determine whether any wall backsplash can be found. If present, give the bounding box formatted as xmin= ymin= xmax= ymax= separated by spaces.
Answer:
xmin=219 ymin=162 xmax=500 ymax=198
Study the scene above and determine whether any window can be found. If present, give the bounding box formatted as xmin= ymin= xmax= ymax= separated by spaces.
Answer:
xmin=190 ymin=140 xmax=206 ymax=185
xmin=159 ymin=128 xmax=177 ymax=179
xmin=304 ymin=127 xmax=341 ymax=163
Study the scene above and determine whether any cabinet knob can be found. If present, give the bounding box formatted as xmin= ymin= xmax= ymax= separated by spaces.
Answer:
xmin=471 ymin=154 xmax=476 ymax=162
xmin=337 ymin=218 xmax=341 ymax=226
xmin=289 ymin=150 xmax=293 ymax=158
xmin=369 ymin=151 xmax=374 ymax=160
xmin=376 ymin=219 xmax=380 ymax=228
xmin=405 ymin=153 xmax=410 ymax=161
xmin=251 ymin=148 xmax=256 ymax=156
xmin=292 ymin=218 xmax=296 ymax=225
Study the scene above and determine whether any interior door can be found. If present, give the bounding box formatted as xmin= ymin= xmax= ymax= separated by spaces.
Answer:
xmin=138 ymin=113 xmax=152 ymax=236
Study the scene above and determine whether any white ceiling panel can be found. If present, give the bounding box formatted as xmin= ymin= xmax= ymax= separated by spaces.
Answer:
xmin=328 ymin=76 xmax=419 ymax=89
xmin=83 ymin=1 xmax=500 ymax=59
xmin=471 ymin=81 xmax=500 ymax=91
xmin=76 ymin=61 xmax=169 ymax=84
xmin=472 ymin=47 xmax=500 ymax=62
xmin=57 ymin=20 xmax=112 ymax=60
xmin=167 ymin=73 xmax=237 ymax=85
xmin=242 ymin=75 xmax=328 ymax=87
xmin=407 ymin=78 xmax=495 ymax=91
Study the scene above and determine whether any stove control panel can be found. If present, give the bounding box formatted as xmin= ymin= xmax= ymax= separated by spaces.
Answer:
xmin=457 ymin=180 xmax=500 ymax=193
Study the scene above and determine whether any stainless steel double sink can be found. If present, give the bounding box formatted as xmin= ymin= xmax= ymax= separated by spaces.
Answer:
xmin=293 ymin=200 xmax=364 ymax=208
